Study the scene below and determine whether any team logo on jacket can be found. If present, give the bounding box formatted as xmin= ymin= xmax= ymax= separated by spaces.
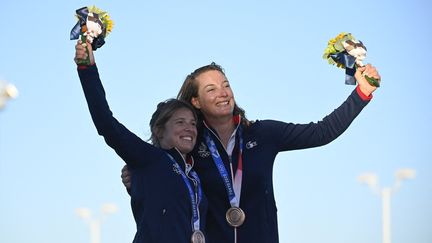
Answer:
xmin=197 ymin=142 xmax=210 ymax=158
xmin=246 ymin=140 xmax=258 ymax=149
xmin=172 ymin=163 xmax=182 ymax=175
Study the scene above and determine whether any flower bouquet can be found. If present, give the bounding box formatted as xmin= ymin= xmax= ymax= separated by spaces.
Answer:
xmin=323 ymin=32 xmax=379 ymax=87
xmin=70 ymin=6 xmax=114 ymax=65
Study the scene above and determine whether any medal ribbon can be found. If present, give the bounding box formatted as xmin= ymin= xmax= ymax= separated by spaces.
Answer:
xmin=167 ymin=154 xmax=203 ymax=231
xmin=204 ymin=126 xmax=243 ymax=208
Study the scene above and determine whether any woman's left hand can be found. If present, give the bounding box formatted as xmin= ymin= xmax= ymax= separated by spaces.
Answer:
xmin=355 ymin=64 xmax=381 ymax=96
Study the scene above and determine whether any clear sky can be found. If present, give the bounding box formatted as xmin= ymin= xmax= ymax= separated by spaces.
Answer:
xmin=1 ymin=1 xmax=431 ymax=243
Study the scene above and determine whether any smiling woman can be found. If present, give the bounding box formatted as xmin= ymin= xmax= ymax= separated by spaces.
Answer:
xmin=177 ymin=62 xmax=379 ymax=243
xmin=74 ymin=40 xmax=207 ymax=243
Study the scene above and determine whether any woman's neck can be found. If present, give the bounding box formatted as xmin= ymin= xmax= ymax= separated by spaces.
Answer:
xmin=205 ymin=116 xmax=235 ymax=148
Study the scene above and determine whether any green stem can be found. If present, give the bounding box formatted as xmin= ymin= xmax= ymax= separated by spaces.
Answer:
xmin=365 ymin=75 xmax=380 ymax=87
xmin=356 ymin=63 xmax=380 ymax=87
xmin=77 ymin=35 xmax=91 ymax=65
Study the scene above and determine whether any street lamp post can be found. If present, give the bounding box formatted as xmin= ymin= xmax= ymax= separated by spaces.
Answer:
xmin=76 ymin=203 xmax=118 ymax=243
xmin=0 ymin=80 xmax=18 ymax=110
xmin=357 ymin=169 xmax=415 ymax=243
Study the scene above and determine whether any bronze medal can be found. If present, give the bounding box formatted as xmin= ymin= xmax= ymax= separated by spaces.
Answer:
xmin=226 ymin=206 xmax=245 ymax=227
xmin=191 ymin=230 xmax=205 ymax=243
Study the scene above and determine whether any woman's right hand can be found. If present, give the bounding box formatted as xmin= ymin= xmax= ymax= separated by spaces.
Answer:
xmin=121 ymin=165 xmax=131 ymax=190
xmin=74 ymin=40 xmax=95 ymax=65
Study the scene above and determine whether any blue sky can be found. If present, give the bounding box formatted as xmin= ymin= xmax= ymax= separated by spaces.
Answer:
xmin=1 ymin=1 xmax=431 ymax=243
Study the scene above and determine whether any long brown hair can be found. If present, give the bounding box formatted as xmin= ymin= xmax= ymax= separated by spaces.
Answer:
xmin=177 ymin=62 xmax=249 ymax=126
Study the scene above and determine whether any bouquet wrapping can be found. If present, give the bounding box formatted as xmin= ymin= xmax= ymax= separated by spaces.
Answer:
xmin=70 ymin=6 xmax=113 ymax=65
xmin=323 ymin=32 xmax=379 ymax=87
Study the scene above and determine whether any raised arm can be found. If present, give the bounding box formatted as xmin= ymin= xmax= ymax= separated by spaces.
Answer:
xmin=75 ymin=41 xmax=155 ymax=166
xmin=263 ymin=64 xmax=381 ymax=151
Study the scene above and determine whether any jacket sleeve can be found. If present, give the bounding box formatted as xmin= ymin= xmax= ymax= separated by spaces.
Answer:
xmin=262 ymin=89 xmax=370 ymax=151
xmin=77 ymin=65 xmax=159 ymax=166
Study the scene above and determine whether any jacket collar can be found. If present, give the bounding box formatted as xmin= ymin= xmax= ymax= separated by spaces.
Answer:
xmin=202 ymin=114 xmax=242 ymax=140
xmin=164 ymin=147 xmax=194 ymax=172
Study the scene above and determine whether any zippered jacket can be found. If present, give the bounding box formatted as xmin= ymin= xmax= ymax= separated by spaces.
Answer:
xmin=193 ymin=86 xmax=371 ymax=243
xmin=78 ymin=65 xmax=208 ymax=243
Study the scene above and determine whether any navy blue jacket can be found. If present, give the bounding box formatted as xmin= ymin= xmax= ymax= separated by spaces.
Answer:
xmin=192 ymin=88 xmax=370 ymax=243
xmin=78 ymin=65 xmax=207 ymax=243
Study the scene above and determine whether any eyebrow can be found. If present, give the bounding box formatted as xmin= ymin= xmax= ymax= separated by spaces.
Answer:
xmin=203 ymin=80 xmax=229 ymax=89
xmin=203 ymin=84 xmax=215 ymax=89
xmin=173 ymin=117 xmax=196 ymax=122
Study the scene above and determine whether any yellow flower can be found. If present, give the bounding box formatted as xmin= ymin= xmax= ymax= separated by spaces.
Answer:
xmin=88 ymin=5 xmax=106 ymax=15
xmin=102 ymin=15 xmax=114 ymax=36
xmin=87 ymin=5 xmax=114 ymax=36
xmin=323 ymin=32 xmax=352 ymax=69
